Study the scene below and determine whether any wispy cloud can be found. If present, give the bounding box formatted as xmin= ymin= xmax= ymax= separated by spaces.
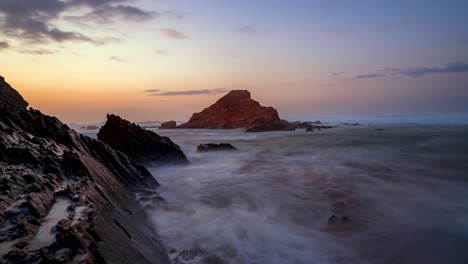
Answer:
xmin=145 ymin=88 xmax=229 ymax=96
xmin=331 ymin=71 xmax=344 ymax=76
xmin=159 ymin=28 xmax=187 ymax=39
xmin=155 ymin=49 xmax=169 ymax=56
xmin=144 ymin=89 xmax=160 ymax=93
xmin=356 ymin=62 xmax=468 ymax=79
xmin=390 ymin=62 xmax=468 ymax=77
xmin=18 ymin=48 xmax=56 ymax=55
xmin=160 ymin=10 xmax=184 ymax=20
xmin=237 ymin=25 xmax=257 ymax=34
xmin=109 ymin=56 xmax=128 ymax=62
xmin=66 ymin=4 xmax=155 ymax=25
xmin=356 ymin=73 xmax=386 ymax=79
xmin=0 ymin=41 xmax=9 ymax=49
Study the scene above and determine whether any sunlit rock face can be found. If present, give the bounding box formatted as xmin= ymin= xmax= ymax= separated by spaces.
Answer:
xmin=97 ymin=114 xmax=187 ymax=165
xmin=0 ymin=76 xmax=170 ymax=264
xmin=178 ymin=90 xmax=291 ymax=132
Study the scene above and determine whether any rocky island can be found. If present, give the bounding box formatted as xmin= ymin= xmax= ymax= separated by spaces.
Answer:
xmin=178 ymin=90 xmax=290 ymax=132
xmin=0 ymin=76 xmax=171 ymax=263
xmin=178 ymin=90 xmax=333 ymax=132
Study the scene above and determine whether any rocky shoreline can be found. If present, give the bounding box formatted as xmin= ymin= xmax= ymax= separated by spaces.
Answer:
xmin=0 ymin=76 xmax=171 ymax=263
xmin=0 ymin=76 xmax=334 ymax=264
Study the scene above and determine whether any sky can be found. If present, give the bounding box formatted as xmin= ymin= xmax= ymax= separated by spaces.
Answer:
xmin=0 ymin=0 xmax=467 ymax=123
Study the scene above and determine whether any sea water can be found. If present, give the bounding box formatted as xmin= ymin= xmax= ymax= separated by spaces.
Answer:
xmin=146 ymin=125 xmax=468 ymax=264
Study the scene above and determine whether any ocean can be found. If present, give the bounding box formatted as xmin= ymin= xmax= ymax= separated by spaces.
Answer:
xmin=82 ymin=124 xmax=468 ymax=264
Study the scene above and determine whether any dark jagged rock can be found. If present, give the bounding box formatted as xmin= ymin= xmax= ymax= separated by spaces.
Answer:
xmin=197 ymin=143 xmax=237 ymax=152
xmin=160 ymin=121 xmax=177 ymax=129
xmin=0 ymin=76 xmax=170 ymax=264
xmin=0 ymin=75 xmax=28 ymax=112
xmin=178 ymin=90 xmax=291 ymax=132
xmin=97 ymin=114 xmax=187 ymax=165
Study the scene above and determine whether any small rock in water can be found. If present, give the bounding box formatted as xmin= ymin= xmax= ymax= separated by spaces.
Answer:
xmin=327 ymin=214 xmax=351 ymax=225
xmin=173 ymin=248 xmax=226 ymax=264
xmin=197 ymin=143 xmax=237 ymax=152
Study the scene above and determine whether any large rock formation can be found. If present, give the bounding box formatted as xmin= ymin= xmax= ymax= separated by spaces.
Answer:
xmin=97 ymin=115 xmax=187 ymax=164
xmin=0 ymin=76 xmax=170 ymax=263
xmin=178 ymin=90 xmax=291 ymax=132
xmin=160 ymin=121 xmax=177 ymax=129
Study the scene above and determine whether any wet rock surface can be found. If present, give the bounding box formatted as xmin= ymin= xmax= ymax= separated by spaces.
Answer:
xmin=197 ymin=143 xmax=237 ymax=152
xmin=98 ymin=114 xmax=187 ymax=165
xmin=0 ymin=76 xmax=170 ymax=264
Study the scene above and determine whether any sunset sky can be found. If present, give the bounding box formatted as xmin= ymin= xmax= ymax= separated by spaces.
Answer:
xmin=1 ymin=0 xmax=467 ymax=123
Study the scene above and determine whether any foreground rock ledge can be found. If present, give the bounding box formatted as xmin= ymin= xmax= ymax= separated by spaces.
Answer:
xmin=0 ymin=75 xmax=170 ymax=264
xmin=98 ymin=114 xmax=188 ymax=165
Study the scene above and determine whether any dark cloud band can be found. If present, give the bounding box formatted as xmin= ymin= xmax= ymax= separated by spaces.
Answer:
xmin=355 ymin=62 xmax=468 ymax=79
xmin=145 ymin=88 xmax=229 ymax=96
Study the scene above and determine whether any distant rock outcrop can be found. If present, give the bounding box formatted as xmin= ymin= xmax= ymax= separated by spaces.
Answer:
xmin=98 ymin=114 xmax=187 ymax=164
xmin=178 ymin=90 xmax=291 ymax=132
xmin=160 ymin=120 xmax=177 ymax=129
xmin=0 ymin=76 xmax=170 ymax=263
xmin=81 ymin=125 xmax=99 ymax=130
xmin=197 ymin=143 xmax=237 ymax=152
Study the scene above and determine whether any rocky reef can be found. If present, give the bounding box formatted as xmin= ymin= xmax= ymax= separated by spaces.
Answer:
xmin=0 ymin=76 xmax=170 ymax=263
xmin=178 ymin=90 xmax=291 ymax=132
xmin=197 ymin=143 xmax=237 ymax=152
xmin=160 ymin=121 xmax=177 ymax=129
xmin=97 ymin=114 xmax=187 ymax=165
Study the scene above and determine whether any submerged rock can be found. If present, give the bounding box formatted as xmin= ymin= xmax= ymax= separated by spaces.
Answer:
xmin=0 ymin=76 xmax=170 ymax=263
xmin=173 ymin=248 xmax=226 ymax=264
xmin=160 ymin=120 xmax=177 ymax=129
xmin=197 ymin=143 xmax=237 ymax=152
xmin=327 ymin=214 xmax=351 ymax=225
xmin=178 ymin=90 xmax=291 ymax=132
xmin=97 ymin=114 xmax=187 ymax=165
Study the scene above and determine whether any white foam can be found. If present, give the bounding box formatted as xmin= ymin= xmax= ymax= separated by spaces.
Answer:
xmin=29 ymin=199 xmax=71 ymax=250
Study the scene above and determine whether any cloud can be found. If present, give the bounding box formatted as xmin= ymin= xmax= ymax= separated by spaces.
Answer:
xmin=144 ymin=89 xmax=160 ymax=93
xmin=155 ymin=49 xmax=169 ymax=56
xmin=0 ymin=41 xmax=9 ymax=49
xmin=109 ymin=56 xmax=128 ymax=62
xmin=388 ymin=62 xmax=468 ymax=77
xmin=356 ymin=62 xmax=468 ymax=79
xmin=19 ymin=48 xmax=56 ymax=55
xmin=237 ymin=25 xmax=256 ymax=34
xmin=355 ymin=73 xmax=386 ymax=79
xmin=145 ymin=88 xmax=229 ymax=96
xmin=160 ymin=10 xmax=184 ymax=20
xmin=67 ymin=4 xmax=155 ymax=24
xmin=331 ymin=71 xmax=344 ymax=76
xmin=0 ymin=0 xmax=155 ymax=47
xmin=159 ymin=28 xmax=187 ymax=39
